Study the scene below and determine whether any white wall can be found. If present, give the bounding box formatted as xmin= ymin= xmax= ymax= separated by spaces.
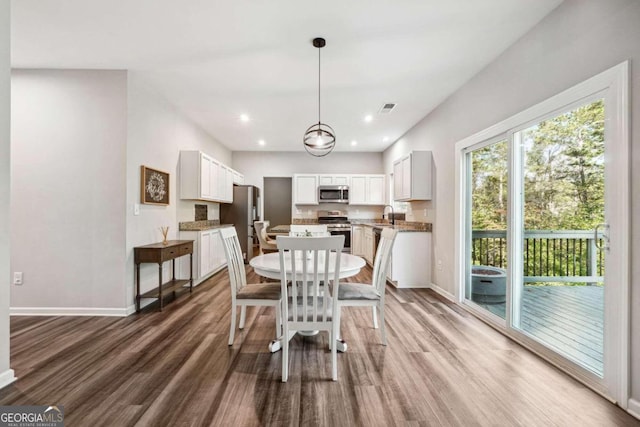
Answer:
xmin=232 ymin=151 xmax=386 ymax=220
xmin=0 ymin=0 xmax=14 ymax=388
xmin=382 ymin=0 xmax=640 ymax=406
xmin=126 ymin=72 xmax=232 ymax=306
xmin=11 ymin=70 xmax=128 ymax=313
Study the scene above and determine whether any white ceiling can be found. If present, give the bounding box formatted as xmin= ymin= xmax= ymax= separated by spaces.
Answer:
xmin=11 ymin=0 xmax=562 ymax=153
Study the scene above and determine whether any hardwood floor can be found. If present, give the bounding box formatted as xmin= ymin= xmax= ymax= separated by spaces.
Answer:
xmin=1 ymin=266 xmax=637 ymax=426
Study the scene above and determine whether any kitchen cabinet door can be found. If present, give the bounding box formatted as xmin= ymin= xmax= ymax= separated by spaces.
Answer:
xmin=351 ymin=225 xmax=364 ymax=256
xmin=319 ymin=175 xmax=349 ymax=186
xmin=318 ymin=175 xmax=333 ymax=186
xmin=200 ymin=154 xmax=212 ymax=199
xmin=349 ymin=175 xmax=385 ymax=205
xmin=349 ymin=176 xmax=367 ymax=204
xmin=393 ymin=160 xmax=403 ymax=201
xmin=368 ymin=175 xmax=385 ymax=204
xmin=293 ymin=174 xmax=318 ymax=204
xmin=200 ymin=231 xmax=212 ymax=277
xmin=364 ymin=227 xmax=374 ymax=264
xmin=225 ymin=167 xmax=234 ymax=203
xmin=393 ymin=151 xmax=432 ymax=201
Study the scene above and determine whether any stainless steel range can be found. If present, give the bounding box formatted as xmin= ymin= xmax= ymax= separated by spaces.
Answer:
xmin=317 ymin=210 xmax=351 ymax=252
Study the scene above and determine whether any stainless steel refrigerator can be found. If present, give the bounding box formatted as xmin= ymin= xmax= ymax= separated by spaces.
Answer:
xmin=220 ymin=185 xmax=260 ymax=262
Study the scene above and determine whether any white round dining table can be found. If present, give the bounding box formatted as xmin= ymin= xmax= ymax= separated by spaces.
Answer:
xmin=249 ymin=251 xmax=365 ymax=353
xmin=250 ymin=251 xmax=365 ymax=281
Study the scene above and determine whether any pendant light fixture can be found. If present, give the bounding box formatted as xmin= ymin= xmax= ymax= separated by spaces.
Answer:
xmin=303 ymin=37 xmax=336 ymax=157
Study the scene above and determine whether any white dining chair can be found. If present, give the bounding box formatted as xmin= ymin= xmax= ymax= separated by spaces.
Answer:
xmin=276 ymin=234 xmax=344 ymax=382
xmin=289 ymin=224 xmax=329 ymax=237
xmin=334 ymin=227 xmax=398 ymax=345
xmin=219 ymin=227 xmax=282 ymax=346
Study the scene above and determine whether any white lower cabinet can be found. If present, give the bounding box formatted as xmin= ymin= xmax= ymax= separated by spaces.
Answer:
xmin=388 ymin=232 xmax=432 ymax=288
xmin=363 ymin=227 xmax=374 ymax=264
xmin=351 ymin=225 xmax=364 ymax=256
xmin=180 ymin=228 xmax=229 ymax=285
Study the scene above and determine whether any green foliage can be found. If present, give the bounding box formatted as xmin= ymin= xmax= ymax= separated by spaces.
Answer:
xmin=469 ymin=100 xmax=606 ymax=280
xmin=471 ymin=100 xmax=605 ymax=231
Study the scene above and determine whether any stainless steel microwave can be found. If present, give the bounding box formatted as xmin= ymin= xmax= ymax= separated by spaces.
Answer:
xmin=318 ymin=185 xmax=349 ymax=204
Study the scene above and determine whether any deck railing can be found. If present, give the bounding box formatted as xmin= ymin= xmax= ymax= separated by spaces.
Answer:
xmin=472 ymin=230 xmax=604 ymax=284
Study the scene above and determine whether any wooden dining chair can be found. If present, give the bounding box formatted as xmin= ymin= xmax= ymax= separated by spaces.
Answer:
xmin=219 ymin=227 xmax=282 ymax=346
xmin=276 ymin=235 xmax=344 ymax=382
xmin=334 ymin=228 xmax=398 ymax=345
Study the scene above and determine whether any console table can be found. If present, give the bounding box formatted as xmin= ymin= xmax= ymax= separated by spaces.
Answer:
xmin=134 ymin=240 xmax=194 ymax=312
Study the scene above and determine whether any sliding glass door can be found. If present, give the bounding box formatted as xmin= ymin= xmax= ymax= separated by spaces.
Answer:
xmin=457 ymin=63 xmax=629 ymax=402
xmin=464 ymin=139 xmax=508 ymax=320
xmin=512 ymin=98 xmax=605 ymax=376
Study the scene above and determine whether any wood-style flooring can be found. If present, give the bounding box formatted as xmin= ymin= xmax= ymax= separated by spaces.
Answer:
xmin=0 ymin=266 xmax=637 ymax=426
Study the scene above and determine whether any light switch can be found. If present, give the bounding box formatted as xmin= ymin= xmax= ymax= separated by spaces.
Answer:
xmin=134 ymin=203 xmax=140 ymax=216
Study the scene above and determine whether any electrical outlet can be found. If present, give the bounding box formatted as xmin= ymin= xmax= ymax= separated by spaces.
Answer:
xmin=13 ymin=272 xmax=23 ymax=285
xmin=437 ymin=260 xmax=443 ymax=271
xmin=423 ymin=209 xmax=427 ymax=217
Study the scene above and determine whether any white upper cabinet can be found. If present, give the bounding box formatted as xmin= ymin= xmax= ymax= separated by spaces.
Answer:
xmin=393 ymin=151 xmax=432 ymax=201
xmin=231 ymin=169 xmax=244 ymax=185
xmin=349 ymin=174 xmax=386 ymax=205
xmin=180 ymin=150 xmax=234 ymax=203
xmin=319 ymin=174 xmax=350 ymax=186
xmin=293 ymin=174 xmax=318 ymax=205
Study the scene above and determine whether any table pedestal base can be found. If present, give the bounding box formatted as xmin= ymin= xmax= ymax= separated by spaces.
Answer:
xmin=268 ymin=333 xmax=347 ymax=353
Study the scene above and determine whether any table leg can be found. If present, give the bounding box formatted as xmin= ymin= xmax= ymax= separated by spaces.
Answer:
xmin=135 ymin=263 xmax=141 ymax=313
xmin=158 ymin=263 xmax=163 ymax=311
xmin=172 ymin=258 xmax=176 ymax=297
xmin=189 ymin=253 xmax=193 ymax=293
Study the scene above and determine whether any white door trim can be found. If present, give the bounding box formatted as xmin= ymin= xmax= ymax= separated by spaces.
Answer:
xmin=454 ymin=61 xmax=629 ymax=406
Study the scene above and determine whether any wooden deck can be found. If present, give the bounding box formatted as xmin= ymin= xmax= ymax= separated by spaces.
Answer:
xmin=476 ymin=285 xmax=603 ymax=374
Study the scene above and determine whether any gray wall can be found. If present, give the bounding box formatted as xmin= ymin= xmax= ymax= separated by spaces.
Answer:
xmin=11 ymin=70 xmax=128 ymax=311
xmin=382 ymin=0 xmax=640 ymax=405
xmin=9 ymin=69 xmax=233 ymax=313
xmin=0 ymin=0 xmax=12 ymax=386
xmin=232 ymin=151 xmax=386 ymax=220
xmin=125 ymin=71 xmax=232 ymax=307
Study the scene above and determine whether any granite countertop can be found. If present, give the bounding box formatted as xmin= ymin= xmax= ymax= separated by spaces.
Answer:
xmin=350 ymin=220 xmax=432 ymax=233
xmin=179 ymin=220 xmax=234 ymax=231
xmin=269 ymin=224 xmax=291 ymax=234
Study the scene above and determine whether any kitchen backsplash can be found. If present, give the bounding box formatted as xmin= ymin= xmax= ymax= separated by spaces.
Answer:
xmin=292 ymin=205 xmax=384 ymax=220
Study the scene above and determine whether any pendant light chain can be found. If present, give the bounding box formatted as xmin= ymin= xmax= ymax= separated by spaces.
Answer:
xmin=318 ymin=45 xmax=321 ymax=125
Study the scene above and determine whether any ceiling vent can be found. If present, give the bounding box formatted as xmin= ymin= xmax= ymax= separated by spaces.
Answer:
xmin=378 ymin=103 xmax=397 ymax=114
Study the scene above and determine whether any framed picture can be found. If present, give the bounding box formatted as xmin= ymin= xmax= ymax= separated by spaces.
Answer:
xmin=141 ymin=165 xmax=170 ymax=205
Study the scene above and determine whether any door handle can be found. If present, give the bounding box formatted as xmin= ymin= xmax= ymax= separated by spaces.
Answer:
xmin=595 ymin=223 xmax=610 ymax=251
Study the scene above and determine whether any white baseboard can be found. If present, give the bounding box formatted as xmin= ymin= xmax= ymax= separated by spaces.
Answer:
xmin=10 ymin=307 xmax=129 ymax=317
xmin=0 ymin=369 xmax=16 ymax=390
xmin=628 ymin=398 xmax=640 ymax=420
xmin=427 ymin=283 xmax=457 ymax=302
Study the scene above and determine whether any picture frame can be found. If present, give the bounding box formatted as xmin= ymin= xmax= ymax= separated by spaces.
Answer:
xmin=141 ymin=165 xmax=170 ymax=205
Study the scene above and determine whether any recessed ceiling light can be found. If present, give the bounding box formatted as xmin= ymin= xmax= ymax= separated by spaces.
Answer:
xmin=383 ymin=136 xmax=389 ymax=142
xmin=240 ymin=114 xmax=250 ymax=122
xmin=351 ymin=140 xmax=358 ymax=146
xmin=258 ymin=139 xmax=266 ymax=146
xmin=364 ymin=115 xmax=373 ymax=123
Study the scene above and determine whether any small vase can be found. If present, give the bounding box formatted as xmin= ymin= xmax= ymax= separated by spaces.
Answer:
xmin=161 ymin=226 xmax=169 ymax=245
